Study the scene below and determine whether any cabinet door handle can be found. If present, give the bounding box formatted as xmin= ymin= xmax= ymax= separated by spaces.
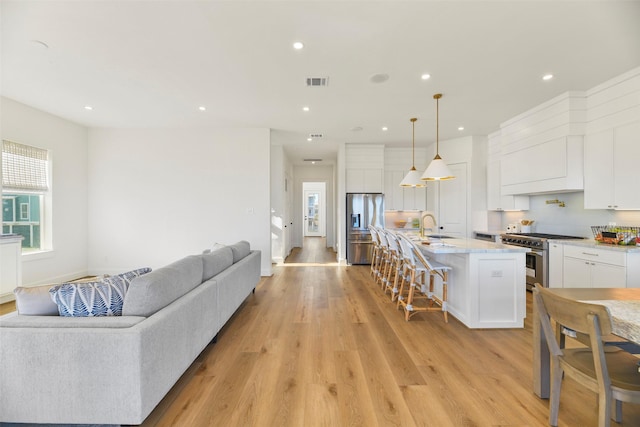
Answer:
xmin=591 ymin=262 xmax=596 ymax=266
xmin=582 ymin=252 xmax=599 ymax=256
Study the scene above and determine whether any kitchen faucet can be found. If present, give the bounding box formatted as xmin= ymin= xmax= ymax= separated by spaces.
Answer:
xmin=420 ymin=212 xmax=437 ymax=238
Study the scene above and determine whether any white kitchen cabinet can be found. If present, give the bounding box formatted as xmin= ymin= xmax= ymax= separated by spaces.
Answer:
xmin=345 ymin=144 xmax=385 ymax=193
xmin=487 ymin=159 xmax=530 ymax=211
xmin=562 ymin=244 xmax=629 ymax=288
xmin=548 ymin=242 xmax=564 ymax=288
xmin=383 ymin=169 xmax=427 ymax=211
xmin=346 ymin=168 xmax=383 ymax=193
xmin=1 ymin=235 xmax=23 ymax=303
xmin=383 ymin=170 xmax=404 ymax=210
xmin=486 ymin=131 xmax=529 ymax=211
xmin=500 ymin=92 xmax=586 ymax=195
xmin=584 ymin=121 xmax=640 ymax=209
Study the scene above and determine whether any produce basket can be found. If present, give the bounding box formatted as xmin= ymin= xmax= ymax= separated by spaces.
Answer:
xmin=591 ymin=226 xmax=640 ymax=245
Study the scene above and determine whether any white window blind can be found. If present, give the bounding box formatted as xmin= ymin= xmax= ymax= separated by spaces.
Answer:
xmin=2 ymin=140 xmax=50 ymax=192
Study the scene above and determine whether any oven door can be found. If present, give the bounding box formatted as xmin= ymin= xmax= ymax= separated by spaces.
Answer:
xmin=525 ymin=249 xmax=547 ymax=290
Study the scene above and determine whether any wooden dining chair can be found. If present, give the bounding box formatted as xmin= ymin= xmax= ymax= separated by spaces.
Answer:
xmin=533 ymin=284 xmax=640 ymax=427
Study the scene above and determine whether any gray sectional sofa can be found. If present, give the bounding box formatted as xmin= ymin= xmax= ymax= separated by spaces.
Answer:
xmin=0 ymin=241 xmax=261 ymax=425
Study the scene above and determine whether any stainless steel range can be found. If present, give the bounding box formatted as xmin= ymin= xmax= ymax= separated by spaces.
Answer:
xmin=500 ymin=233 xmax=585 ymax=290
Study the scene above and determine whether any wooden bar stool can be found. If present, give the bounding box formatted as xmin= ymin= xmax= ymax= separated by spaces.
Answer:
xmin=369 ymin=226 xmax=382 ymax=280
xmin=375 ymin=228 xmax=391 ymax=288
xmin=382 ymin=230 xmax=403 ymax=300
xmin=397 ymin=234 xmax=452 ymax=322
xmin=395 ymin=233 xmax=428 ymax=316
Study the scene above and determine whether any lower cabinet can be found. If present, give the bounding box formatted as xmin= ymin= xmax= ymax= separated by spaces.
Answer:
xmin=1 ymin=236 xmax=23 ymax=303
xmin=561 ymin=244 xmax=635 ymax=288
xmin=548 ymin=243 xmax=564 ymax=288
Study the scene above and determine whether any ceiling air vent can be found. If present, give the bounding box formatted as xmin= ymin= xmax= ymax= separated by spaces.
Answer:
xmin=303 ymin=159 xmax=322 ymax=162
xmin=306 ymin=77 xmax=329 ymax=87
xmin=309 ymin=133 xmax=323 ymax=139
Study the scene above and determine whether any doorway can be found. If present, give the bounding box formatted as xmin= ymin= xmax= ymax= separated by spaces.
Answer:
xmin=302 ymin=182 xmax=326 ymax=237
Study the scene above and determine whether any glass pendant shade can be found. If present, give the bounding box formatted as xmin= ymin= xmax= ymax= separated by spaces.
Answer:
xmin=400 ymin=117 xmax=426 ymax=187
xmin=421 ymin=93 xmax=455 ymax=181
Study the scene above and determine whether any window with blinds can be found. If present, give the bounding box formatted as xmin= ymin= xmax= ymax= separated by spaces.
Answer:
xmin=2 ymin=140 xmax=50 ymax=252
xmin=2 ymin=140 xmax=50 ymax=192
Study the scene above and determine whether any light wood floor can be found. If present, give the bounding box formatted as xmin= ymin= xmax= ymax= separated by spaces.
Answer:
xmin=4 ymin=238 xmax=639 ymax=426
xmin=134 ymin=237 xmax=640 ymax=427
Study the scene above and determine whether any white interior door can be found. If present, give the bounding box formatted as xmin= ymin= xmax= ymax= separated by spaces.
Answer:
xmin=303 ymin=182 xmax=325 ymax=237
xmin=436 ymin=162 xmax=468 ymax=237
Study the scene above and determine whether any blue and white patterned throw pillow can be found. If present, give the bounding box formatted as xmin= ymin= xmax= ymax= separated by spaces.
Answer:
xmin=49 ymin=268 xmax=151 ymax=317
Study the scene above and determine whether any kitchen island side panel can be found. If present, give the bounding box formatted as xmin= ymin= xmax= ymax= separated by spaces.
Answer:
xmin=428 ymin=251 xmax=526 ymax=329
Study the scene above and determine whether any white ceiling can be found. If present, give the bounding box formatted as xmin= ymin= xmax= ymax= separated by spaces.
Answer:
xmin=2 ymin=1 xmax=640 ymax=166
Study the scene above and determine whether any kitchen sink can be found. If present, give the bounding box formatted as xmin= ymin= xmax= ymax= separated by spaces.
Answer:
xmin=427 ymin=234 xmax=454 ymax=239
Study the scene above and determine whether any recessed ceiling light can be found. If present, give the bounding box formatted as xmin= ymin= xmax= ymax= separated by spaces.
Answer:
xmin=421 ymin=73 xmax=431 ymax=80
xmin=542 ymin=74 xmax=554 ymax=81
xmin=293 ymin=41 xmax=304 ymax=50
xmin=84 ymin=105 xmax=93 ymax=111
xmin=302 ymin=106 xmax=310 ymax=112
xmin=198 ymin=106 xmax=206 ymax=111
xmin=382 ymin=126 xmax=388 ymax=131
xmin=458 ymin=126 xmax=464 ymax=131
xmin=307 ymin=137 xmax=312 ymax=142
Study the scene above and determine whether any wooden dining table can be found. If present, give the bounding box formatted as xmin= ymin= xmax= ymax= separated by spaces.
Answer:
xmin=533 ymin=287 xmax=640 ymax=398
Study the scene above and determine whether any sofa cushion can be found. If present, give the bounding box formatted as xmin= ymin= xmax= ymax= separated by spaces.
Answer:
xmin=14 ymin=284 xmax=59 ymax=316
xmin=202 ymin=246 xmax=233 ymax=281
xmin=229 ymin=240 xmax=251 ymax=263
xmin=0 ymin=312 xmax=146 ymax=328
xmin=49 ymin=268 xmax=151 ymax=317
xmin=122 ymin=255 xmax=204 ymax=317
xmin=203 ymin=243 xmax=226 ymax=254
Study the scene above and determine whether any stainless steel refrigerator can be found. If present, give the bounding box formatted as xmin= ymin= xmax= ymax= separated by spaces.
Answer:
xmin=346 ymin=193 xmax=385 ymax=265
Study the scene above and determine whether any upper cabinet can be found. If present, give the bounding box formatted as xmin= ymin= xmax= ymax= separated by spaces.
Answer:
xmin=584 ymin=68 xmax=640 ymax=210
xmin=345 ymin=144 xmax=384 ymax=193
xmin=383 ymin=147 xmax=427 ymax=210
xmin=486 ymin=131 xmax=529 ymax=211
xmin=500 ymin=92 xmax=586 ymax=195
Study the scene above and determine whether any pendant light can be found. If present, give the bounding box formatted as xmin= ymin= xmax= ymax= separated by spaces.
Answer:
xmin=400 ymin=118 xmax=426 ymax=187
xmin=422 ymin=93 xmax=455 ymax=181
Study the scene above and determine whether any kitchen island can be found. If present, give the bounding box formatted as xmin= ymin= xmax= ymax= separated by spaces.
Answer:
xmin=412 ymin=236 xmax=529 ymax=329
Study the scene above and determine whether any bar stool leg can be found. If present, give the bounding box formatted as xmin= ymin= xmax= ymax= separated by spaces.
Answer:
xmin=442 ymin=271 xmax=449 ymax=323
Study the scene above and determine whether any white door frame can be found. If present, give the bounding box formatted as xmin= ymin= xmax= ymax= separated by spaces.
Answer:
xmin=302 ymin=182 xmax=326 ymax=237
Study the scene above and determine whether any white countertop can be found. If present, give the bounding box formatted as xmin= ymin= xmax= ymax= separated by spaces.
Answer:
xmin=549 ymin=238 xmax=640 ymax=253
xmin=410 ymin=236 xmax=530 ymax=254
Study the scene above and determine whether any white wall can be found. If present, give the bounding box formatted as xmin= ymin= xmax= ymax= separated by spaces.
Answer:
xmin=1 ymin=97 xmax=89 ymax=285
xmin=87 ymin=127 xmax=272 ymax=276
xmin=270 ymin=143 xmax=287 ymax=264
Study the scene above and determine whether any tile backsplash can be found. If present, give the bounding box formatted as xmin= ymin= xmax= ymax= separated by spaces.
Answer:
xmin=502 ymin=192 xmax=640 ymax=238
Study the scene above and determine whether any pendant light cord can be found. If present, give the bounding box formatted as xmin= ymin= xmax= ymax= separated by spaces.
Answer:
xmin=410 ymin=117 xmax=417 ymax=168
xmin=436 ymin=96 xmax=439 ymax=153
